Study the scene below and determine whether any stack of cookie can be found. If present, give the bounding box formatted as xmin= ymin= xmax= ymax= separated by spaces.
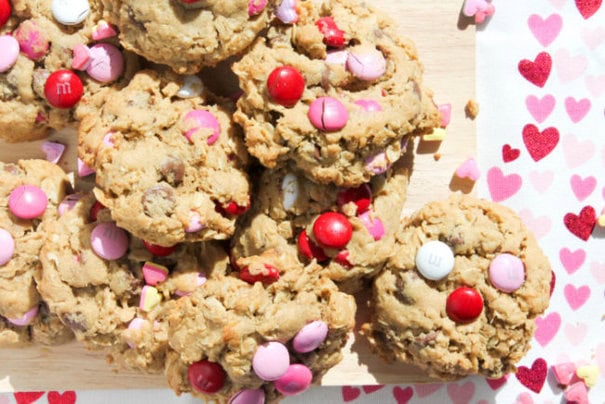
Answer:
xmin=0 ymin=0 xmax=552 ymax=402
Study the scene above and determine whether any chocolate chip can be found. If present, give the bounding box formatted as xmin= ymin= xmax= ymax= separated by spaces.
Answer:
xmin=394 ymin=276 xmax=415 ymax=305
xmin=159 ymin=155 xmax=185 ymax=186
xmin=61 ymin=313 xmax=88 ymax=332
xmin=142 ymin=183 xmax=176 ymax=218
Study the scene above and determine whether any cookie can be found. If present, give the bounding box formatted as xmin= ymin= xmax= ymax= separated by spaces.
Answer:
xmin=0 ymin=159 xmax=74 ymax=347
xmin=164 ymin=264 xmax=356 ymax=402
xmin=362 ymin=195 xmax=552 ymax=380
xmin=0 ymin=0 xmax=138 ymax=142
xmin=38 ymin=193 xmax=231 ymax=372
xmin=78 ymin=69 xmax=251 ymax=247
xmin=233 ymin=0 xmax=439 ymax=186
xmin=100 ymin=0 xmax=275 ymax=74
xmin=230 ymin=153 xmax=411 ymax=293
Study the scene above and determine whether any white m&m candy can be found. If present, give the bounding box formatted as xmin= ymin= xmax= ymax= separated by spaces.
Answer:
xmin=415 ymin=240 xmax=455 ymax=281
xmin=51 ymin=0 xmax=90 ymax=25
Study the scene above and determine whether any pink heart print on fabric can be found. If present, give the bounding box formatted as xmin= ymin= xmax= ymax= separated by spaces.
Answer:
xmin=564 ymin=284 xmax=591 ymax=310
xmin=446 ymin=381 xmax=476 ymax=404
xmin=562 ymin=134 xmax=595 ymax=169
xmin=570 ymin=174 xmax=597 ymax=201
xmin=555 ymin=49 xmax=588 ymax=83
xmin=487 ymin=167 xmax=522 ymax=202
xmin=525 ymin=94 xmax=555 ymax=123
xmin=564 ymin=97 xmax=591 ymax=123
xmin=559 ymin=247 xmax=586 ymax=274
xmin=528 ymin=14 xmax=563 ymax=47
xmin=534 ymin=312 xmax=561 ymax=347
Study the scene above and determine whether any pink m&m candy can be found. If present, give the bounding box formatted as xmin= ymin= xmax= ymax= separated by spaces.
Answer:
xmin=489 ymin=253 xmax=525 ymax=293
xmin=346 ymin=47 xmax=386 ymax=81
xmin=7 ymin=306 xmax=39 ymax=326
xmin=0 ymin=35 xmax=19 ymax=73
xmin=183 ymin=110 xmax=221 ymax=145
xmin=252 ymin=341 xmax=290 ymax=381
xmin=58 ymin=194 xmax=83 ymax=216
xmin=248 ymin=0 xmax=267 ymax=16
xmin=9 ymin=185 xmax=48 ymax=219
xmin=274 ymin=364 xmax=313 ymax=396
xmin=87 ymin=43 xmax=124 ymax=83
xmin=275 ymin=0 xmax=298 ymax=24
xmin=90 ymin=222 xmax=129 ymax=260
xmin=293 ymin=320 xmax=328 ymax=353
xmin=228 ymin=389 xmax=265 ymax=404
xmin=0 ymin=228 xmax=15 ymax=266
xmin=14 ymin=20 xmax=50 ymax=61
xmin=308 ymin=97 xmax=348 ymax=131
xmin=358 ymin=211 xmax=385 ymax=241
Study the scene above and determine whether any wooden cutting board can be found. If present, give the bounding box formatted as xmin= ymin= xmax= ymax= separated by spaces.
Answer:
xmin=0 ymin=0 xmax=475 ymax=391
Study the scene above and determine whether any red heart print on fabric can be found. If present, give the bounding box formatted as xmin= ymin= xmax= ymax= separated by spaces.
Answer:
xmin=392 ymin=386 xmax=414 ymax=404
xmin=516 ymin=358 xmax=548 ymax=393
xmin=518 ymin=52 xmax=552 ymax=87
xmin=502 ymin=144 xmax=520 ymax=162
xmin=564 ymin=206 xmax=597 ymax=240
xmin=13 ymin=392 xmax=45 ymax=404
xmin=575 ymin=0 xmax=602 ymax=19
xmin=342 ymin=386 xmax=361 ymax=402
xmin=527 ymin=14 xmax=563 ymax=47
xmin=522 ymin=124 xmax=560 ymax=162
xmin=47 ymin=391 xmax=76 ymax=404
xmin=362 ymin=385 xmax=385 ymax=394
xmin=486 ymin=375 xmax=509 ymax=390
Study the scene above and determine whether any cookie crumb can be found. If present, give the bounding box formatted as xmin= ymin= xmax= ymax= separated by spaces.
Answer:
xmin=434 ymin=153 xmax=441 ymax=161
xmin=465 ymin=99 xmax=479 ymax=120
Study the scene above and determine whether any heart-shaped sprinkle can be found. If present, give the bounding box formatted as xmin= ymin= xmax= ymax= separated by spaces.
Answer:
xmin=455 ymin=158 xmax=481 ymax=181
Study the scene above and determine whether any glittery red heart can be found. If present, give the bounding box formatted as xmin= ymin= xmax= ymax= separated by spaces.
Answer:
xmin=362 ymin=385 xmax=385 ymax=394
xmin=575 ymin=0 xmax=602 ymax=19
xmin=342 ymin=386 xmax=361 ymax=402
xmin=518 ymin=52 xmax=552 ymax=88
xmin=13 ymin=392 xmax=45 ymax=404
xmin=564 ymin=206 xmax=597 ymax=241
xmin=502 ymin=144 xmax=520 ymax=163
xmin=46 ymin=391 xmax=76 ymax=404
xmin=516 ymin=358 xmax=548 ymax=393
xmin=522 ymin=124 xmax=559 ymax=162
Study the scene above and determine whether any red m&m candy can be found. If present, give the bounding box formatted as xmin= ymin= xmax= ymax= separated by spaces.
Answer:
xmin=267 ymin=66 xmax=305 ymax=107
xmin=188 ymin=360 xmax=225 ymax=394
xmin=337 ymin=184 xmax=372 ymax=214
xmin=315 ymin=17 xmax=346 ymax=48
xmin=143 ymin=240 xmax=177 ymax=257
xmin=0 ymin=0 xmax=11 ymax=29
xmin=446 ymin=287 xmax=483 ymax=323
xmin=312 ymin=212 xmax=352 ymax=249
xmin=217 ymin=200 xmax=250 ymax=216
xmin=239 ymin=264 xmax=280 ymax=285
xmin=297 ymin=229 xmax=328 ymax=262
xmin=44 ymin=69 xmax=83 ymax=109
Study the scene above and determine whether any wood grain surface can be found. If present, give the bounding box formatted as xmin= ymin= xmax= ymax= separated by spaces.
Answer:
xmin=0 ymin=0 xmax=475 ymax=391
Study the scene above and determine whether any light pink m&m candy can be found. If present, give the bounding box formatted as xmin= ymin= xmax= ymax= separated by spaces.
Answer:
xmin=7 ymin=306 xmax=39 ymax=326
xmin=274 ymin=364 xmax=313 ymax=396
xmin=252 ymin=341 xmax=290 ymax=381
xmin=293 ymin=320 xmax=328 ymax=353
xmin=87 ymin=43 xmax=124 ymax=83
xmin=0 ymin=35 xmax=19 ymax=73
xmin=183 ymin=110 xmax=221 ymax=145
xmin=354 ymin=99 xmax=382 ymax=112
xmin=90 ymin=222 xmax=129 ymax=260
xmin=228 ymin=388 xmax=265 ymax=404
xmin=0 ymin=228 xmax=15 ymax=266
xmin=359 ymin=211 xmax=385 ymax=241
xmin=275 ymin=0 xmax=298 ymax=24
xmin=489 ymin=253 xmax=525 ymax=293
xmin=9 ymin=185 xmax=48 ymax=219
xmin=346 ymin=47 xmax=386 ymax=81
xmin=308 ymin=97 xmax=348 ymax=131
xmin=58 ymin=194 xmax=83 ymax=216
